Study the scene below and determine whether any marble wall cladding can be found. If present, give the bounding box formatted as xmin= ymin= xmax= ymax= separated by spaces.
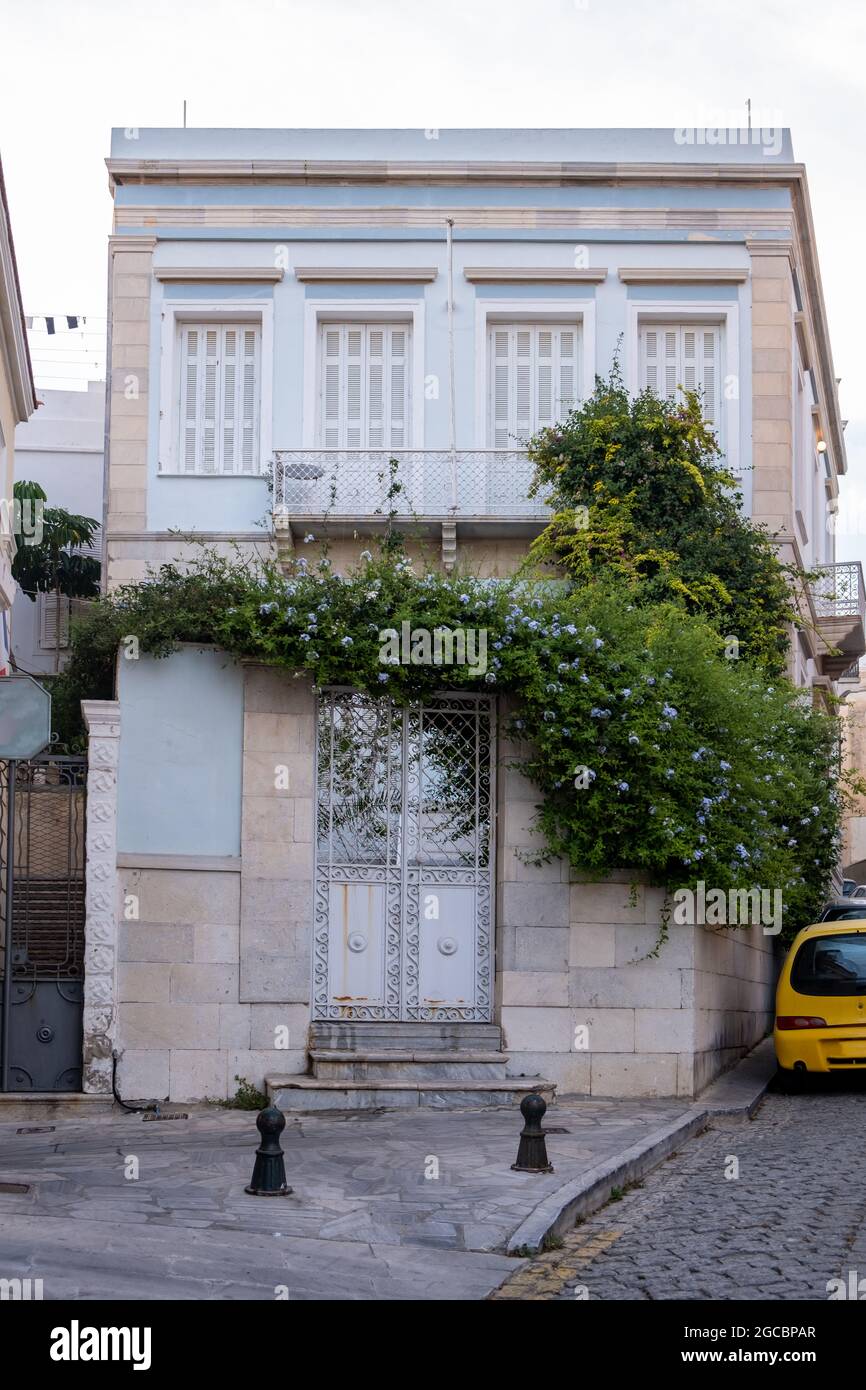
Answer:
xmin=494 ymin=715 xmax=778 ymax=1100
xmin=112 ymin=680 xmax=777 ymax=1102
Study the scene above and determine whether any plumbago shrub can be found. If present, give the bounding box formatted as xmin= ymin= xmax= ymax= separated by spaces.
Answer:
xmin=56 ymin=543 xmax=848 ymax=936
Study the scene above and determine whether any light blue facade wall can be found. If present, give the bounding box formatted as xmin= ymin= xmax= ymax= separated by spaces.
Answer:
xmin=117 ymin=647 xmax=244 ymax=856
xmin=117 ymin=128 xmax=793 ymax=531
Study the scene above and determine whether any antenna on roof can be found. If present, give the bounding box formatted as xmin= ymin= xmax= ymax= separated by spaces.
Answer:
xmin=183 ymin=100 xmax=187 ymax=129
xmin=746 ymin=98 xmax=751 ymax=134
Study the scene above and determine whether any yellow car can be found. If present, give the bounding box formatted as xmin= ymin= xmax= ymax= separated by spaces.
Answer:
xmin=775 ymin=921 xmax=866 ymax=1091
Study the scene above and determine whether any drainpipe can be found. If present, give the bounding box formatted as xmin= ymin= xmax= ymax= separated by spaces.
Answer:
xmin=446 ymin=218 xmax=458 ymax=514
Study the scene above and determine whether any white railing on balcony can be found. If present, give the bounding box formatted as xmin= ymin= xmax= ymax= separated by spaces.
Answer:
xmin=811 ymin=561 xmax=866 ymax=620
xmin=271 ymin=450 xmax=551 ymax=520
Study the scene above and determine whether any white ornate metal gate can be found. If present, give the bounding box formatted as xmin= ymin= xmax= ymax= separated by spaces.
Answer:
xmin=313 ymin=690 xmax=495 ymax=1021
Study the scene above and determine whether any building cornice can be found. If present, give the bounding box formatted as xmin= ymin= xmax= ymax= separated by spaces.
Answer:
xmin=617 ymin=266 xmax=749 ymax=284
xmin=745 ymin=237 xmax=795 ymax=262
xmin=107 ymin=530 xmax=271 ymax=543
xmin=108 ymin=234 xmax=158 ymax=254
xmin=464 ymin=266 xmax=607 ymax=283
xmin=153 ymin=266 xmax=284 ymax=282
xmin=0 ymin=158 xmax=37 ymax=422
xmin=114 ymin=207 xmax=793 ymax=234
xmin=106 ymin=157 xmax=807 ymax=188
xmin=293 ymin=266 xmax=437 ymax=282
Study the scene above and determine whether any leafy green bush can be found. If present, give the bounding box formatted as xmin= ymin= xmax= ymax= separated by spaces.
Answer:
xmin=527 ymin=370 xmax=795 ymax=674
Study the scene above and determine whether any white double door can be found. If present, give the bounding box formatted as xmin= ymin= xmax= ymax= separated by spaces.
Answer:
xmin=313 ymin=691 xmax=495 ymax=1022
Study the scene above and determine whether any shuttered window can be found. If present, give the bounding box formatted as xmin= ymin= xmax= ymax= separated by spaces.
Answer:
xmin=319 ymin=323 xmax=411 ymax=448
xmin=38 ymin=593 xmax=71 ymax=650
xmin=488 ymin=324 xmax=579 ymax=447
xmin=639 ymin=323 xmax=721 ymax=426
xmin=178 ymin=323 xmax=261 ymax=474
xmin=81 ymin=526 xmax=103 ymax=565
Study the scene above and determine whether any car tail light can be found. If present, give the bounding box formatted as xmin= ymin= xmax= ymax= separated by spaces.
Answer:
xmin=776 ymin=1016 xmax=828 ymax=1030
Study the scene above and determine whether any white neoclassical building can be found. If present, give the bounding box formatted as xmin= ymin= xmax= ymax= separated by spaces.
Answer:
xmin=77 ymin=127 xmax=862 ymax=1105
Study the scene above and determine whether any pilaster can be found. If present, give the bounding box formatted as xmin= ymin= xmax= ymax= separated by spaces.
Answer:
xmin=81 ymin=699 xmax=121 ymax=1093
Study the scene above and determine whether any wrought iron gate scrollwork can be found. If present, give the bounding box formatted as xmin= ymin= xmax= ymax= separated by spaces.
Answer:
xmin=0 ymin=755 xmax=87 ymax=1091
xmin=314 ymin=690 xmax=495 ymax=1022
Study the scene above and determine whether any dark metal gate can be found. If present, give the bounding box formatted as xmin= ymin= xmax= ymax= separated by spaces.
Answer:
xmin=0 ymin=755 xmax=87 ymax=1091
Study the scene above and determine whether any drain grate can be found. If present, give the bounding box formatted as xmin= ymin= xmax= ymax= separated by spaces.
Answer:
xmin=16 ymin=1126 xmax=55 ymax=1135
xmin=0 ymin=1182 xmax=30 ymax=1194
xmin=142 ymin=1112 xmax=189 ymax=1122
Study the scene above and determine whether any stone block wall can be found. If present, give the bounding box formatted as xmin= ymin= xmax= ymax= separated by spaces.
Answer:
xmin=496 ymin=714 xmax=778 ymax=1098
xmin=239 ymin=669 xmax=315 ymax=1006
xmin=108 ymin=678 xmax=778 ymax=1102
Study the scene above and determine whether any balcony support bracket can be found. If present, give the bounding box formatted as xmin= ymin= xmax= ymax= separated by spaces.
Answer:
xmin=273 ymin=511 xmax=295 ymax=573
xmin=441 ymin=520 xmax=457 ymax=573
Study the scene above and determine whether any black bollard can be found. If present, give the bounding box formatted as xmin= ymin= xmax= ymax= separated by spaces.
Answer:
xmin=511 ymin=1092 xmax=554 ymax=1174
xmin=245 ymin=1104 xmax=293 ymax=1196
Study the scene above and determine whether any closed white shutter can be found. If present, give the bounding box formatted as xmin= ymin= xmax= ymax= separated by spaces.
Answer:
xmin=558 ymin=329 xmax=577 ymax=420
xmin=180 ymin=326 xmax=201 ymax=473
xmin=201 ymin=327 xmax=218 ymax=473
xmin=318 ymin=323 xmax=412 ymax=448
xmin=639 ymin=323 xmax=720 ymax=425
xmin=322 ymin=327 xmax=343 ymax=448
xmin=389 ymin=327 xmax=408 ymax=447
xmin=487 ymin=323 xmax=580 ymax=445
xmin=39 ymin=593 xmax=71 ymax=649
xmin=491 ymin=328 xmax=511 ymax=448
xmin=222 ymin=327 xmax=238 ymax=471
xmin=367 ymin=327 xmax=385 ymax=448
xmin=80 ymin=526 xmax=103 ymax=565
xmin=178 ymin=322 xmax=261 ymax=473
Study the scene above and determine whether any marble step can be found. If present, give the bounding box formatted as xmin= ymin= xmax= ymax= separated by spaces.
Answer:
xmin=266 ymin=1075 xmax=556 ymax=1112
xmin=309 ymin=1021 xmax=503 ymax=1054
xmin=0 ymin=1092 xmax=115 ymax=1121
xmin=310 ymin=1049 xmax=509 ymax=1081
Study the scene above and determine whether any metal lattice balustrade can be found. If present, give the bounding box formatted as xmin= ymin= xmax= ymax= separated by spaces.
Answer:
xmin=811 ymin=561 xmax=866 ymax=619
xmin=271 ymin=449 xmax=551 ymax=520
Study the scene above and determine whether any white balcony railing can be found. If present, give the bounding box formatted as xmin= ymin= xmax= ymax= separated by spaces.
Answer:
xmin=811 ymin=561 xmax=866 ymax=621
xmin=271 ymin=449 xmax=551 ymax=520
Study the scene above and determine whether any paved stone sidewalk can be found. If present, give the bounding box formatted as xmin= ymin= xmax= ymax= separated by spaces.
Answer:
xmin=0 ymin=1096 xmax=691 ymax=1301
xmin=493 ymin=1086 xmax=866 ymax=1301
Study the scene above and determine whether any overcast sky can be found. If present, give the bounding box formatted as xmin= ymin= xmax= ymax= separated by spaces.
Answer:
xmin=1 ymin=0 xmax=864 ymax=564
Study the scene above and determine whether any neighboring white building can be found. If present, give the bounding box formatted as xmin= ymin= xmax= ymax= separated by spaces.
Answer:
xmin=12 ymin=381 xmax=104 ymax=673
xmin=0 ymin=153 xmax=37 ymax=674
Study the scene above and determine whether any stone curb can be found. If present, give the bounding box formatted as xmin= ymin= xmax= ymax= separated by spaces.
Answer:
xmin=506 ymin=1107 xmax=710 ymax=1255
xmin=696 ymin=1036 xmax=777 ymax=1118
xmin=505 ymin=1038 xmax=776 ymax=1255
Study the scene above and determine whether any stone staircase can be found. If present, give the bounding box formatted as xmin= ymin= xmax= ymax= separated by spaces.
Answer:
xmin=266 ymin=1022 xmax=556 ymax=1111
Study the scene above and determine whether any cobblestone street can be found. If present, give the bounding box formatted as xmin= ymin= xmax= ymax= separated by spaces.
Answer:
xmin=493 ymin=1085 xmax=866 ymax=1301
